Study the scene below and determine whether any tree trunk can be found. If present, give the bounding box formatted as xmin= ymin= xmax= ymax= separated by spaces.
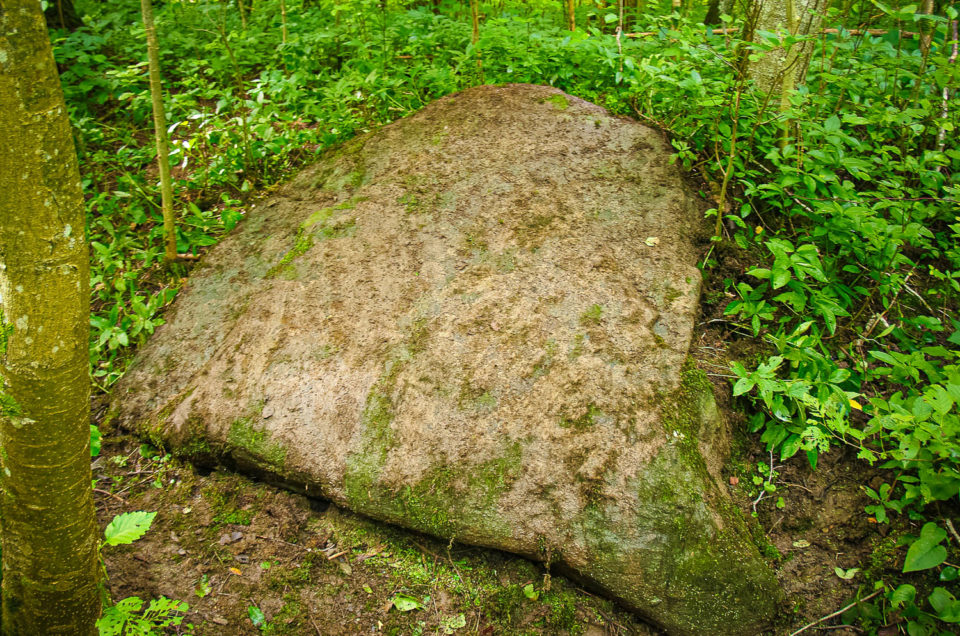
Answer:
xmin=280 ymin=0 xmax=288 ymax=44
xmin=567 ymin=0 xmax=575 ymax=30
xmin=141 ymin=0 xmax=178 ymax=263
xmin=0 ymin=2 xmax=100 ymax=634
xmin=44 ymin=0 xmax=84 ymax=31
xmin=704 ymin=0 xmax=722 ymax=25
xmin=470 ymin=0 xmax=483 ymax=80
xmin=918 ymin=0 xmax=935 ymax=58
xmin=237 ymin=0 xmax=248 ymax=29
xmin=748 ymin=0 xmax=827 ymax=95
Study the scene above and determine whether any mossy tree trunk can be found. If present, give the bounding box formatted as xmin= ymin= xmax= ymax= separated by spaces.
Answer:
xmin=0 ymin=2 xmax=100 ymax=634
xmin=141 ymin=0 xmax=178 ymax=263
xmin=566 ymin=0 xmax=575 ymax=30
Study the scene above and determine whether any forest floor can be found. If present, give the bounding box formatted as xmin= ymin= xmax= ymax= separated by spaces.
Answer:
xmin=93 ymin=323 xmax=895 ymax=636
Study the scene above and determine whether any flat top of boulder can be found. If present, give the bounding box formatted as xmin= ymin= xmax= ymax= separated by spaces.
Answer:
xmin=116 ymin=84 xmax=778 ymax=635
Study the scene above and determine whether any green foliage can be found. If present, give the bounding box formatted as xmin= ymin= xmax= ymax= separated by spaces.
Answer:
xmin=103 ymin=511 xmax=157 ymax=547
xmin=97 ymin=596 xmax=189 ymax=636
xmin=903 ymin=523 xmax=948 ymax=573
xmin=90 ymin=425 xmax=102 ymax=457
xmin=97 ymin=510 xmax=190 ymax=635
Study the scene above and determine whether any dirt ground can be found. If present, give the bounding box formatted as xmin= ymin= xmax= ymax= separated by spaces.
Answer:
xmin=93 ymin=428 xmax=655 ymax=635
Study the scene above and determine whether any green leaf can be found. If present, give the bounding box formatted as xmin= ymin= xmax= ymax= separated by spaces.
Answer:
xmin=928 ymin=587 xmax=960 ymax=622
xmin=90 ymin=425 xmax=102 ymax=458
xmin=442 ymin=613 xmax=467 ymax=634
xmin=523 ymin=583 xmax=539 ymax=600
xmin=941 ymin=566 xmax=958 ymax=582
xmin=781 ymin=434 xmax=803 ymax=460
xmin=391 ymin=594 xmax=422 ymax=612
xmin=771 ymin=267 xmax=792 ymax=289
xmin=823 ymin=115 xmax=841 ymax=132
xmin=733 ymin=377 xmax=755 ymax=396
xmin=902 ymin=522 xmax=948 ymax=572
xmin=834 ymin=566 xmax=860 ymax=580
xmin=248 ymin=605 xmax=266 ymax=628
xmin=890 ymin=583 xmax=916 ymax=607
xmin=104 ymin=511 xmax=157 ymax=547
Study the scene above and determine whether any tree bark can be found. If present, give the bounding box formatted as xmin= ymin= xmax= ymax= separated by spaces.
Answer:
xmin=471 ymin=0 xmax=483 ymax=79
xmin=918 ymin=0 xmax=935 ymax=58
xmin=704 ymin=0 xmax=722 ymax=25
xmin=0 ymin=2 xmax=100 ymax=634
xmin=567 ymin=0 xmax=576 ymax=30
xmin=748 ymin=0 xmax=827 ymax=95
xmin=141 ymin=0 xmax=178 ymax=263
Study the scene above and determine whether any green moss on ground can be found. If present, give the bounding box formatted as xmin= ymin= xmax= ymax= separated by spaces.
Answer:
xmin=579 ymin=304 xmax=603 ymax=326
xmin=540 ymin=94 xmax=569 ymax=110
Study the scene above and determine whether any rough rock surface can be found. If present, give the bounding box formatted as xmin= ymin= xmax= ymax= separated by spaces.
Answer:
xmin=114 ymin=84 xmax=779 ymax=634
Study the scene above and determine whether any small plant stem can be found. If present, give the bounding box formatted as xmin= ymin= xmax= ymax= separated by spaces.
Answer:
xmin=616 ymin=0 xmax=624 ymax=74
xmin=141 ymin=0 xmax=178 ymax=264
xmin=214 ymin=12 xmax=256 ymax=178
xmin=715 ymin=74 xmax=745 ymax=237
xmin=945 ymin=518 xmax=960 ymax=545
xmin=787 ymin=590 xmax=882 ymax=636
xmin=237 ymin=0 xmax=247 ymax=30
xmin=938 ymin=15 xmax=959 ymax=155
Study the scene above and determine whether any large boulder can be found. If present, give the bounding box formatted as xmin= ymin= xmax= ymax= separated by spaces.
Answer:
xmin=113 ymin=84 xmax=779 ymax=634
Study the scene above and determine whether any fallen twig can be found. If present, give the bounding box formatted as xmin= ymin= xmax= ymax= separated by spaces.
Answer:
xmin=94 ymin=488 xmax=126 ymax=503
xmin=945 ymin=518 xmax=960 ymax=546
xmin=787 ymin=590 xmax=882 ymax=636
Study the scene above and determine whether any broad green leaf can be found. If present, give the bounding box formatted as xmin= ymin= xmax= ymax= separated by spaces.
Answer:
xmin=104 ymin=511 xmax=157 ymax=547
xmin=391 ymin=594 xmax=422 ymax=612
xmin=781 ymin=434 xmax=803 ymax=460
xmin=890 ymin=583 xmax=916 ymax=607
xmin=771 ymin=267 xmax=792 ymax=289
xmin=733 ymin=377 xmax=755 ymax=396
xmin=928 ymin=587 xmax=960 ymax=622
xmin=902 ymin=522 xmax=947 ymax=572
